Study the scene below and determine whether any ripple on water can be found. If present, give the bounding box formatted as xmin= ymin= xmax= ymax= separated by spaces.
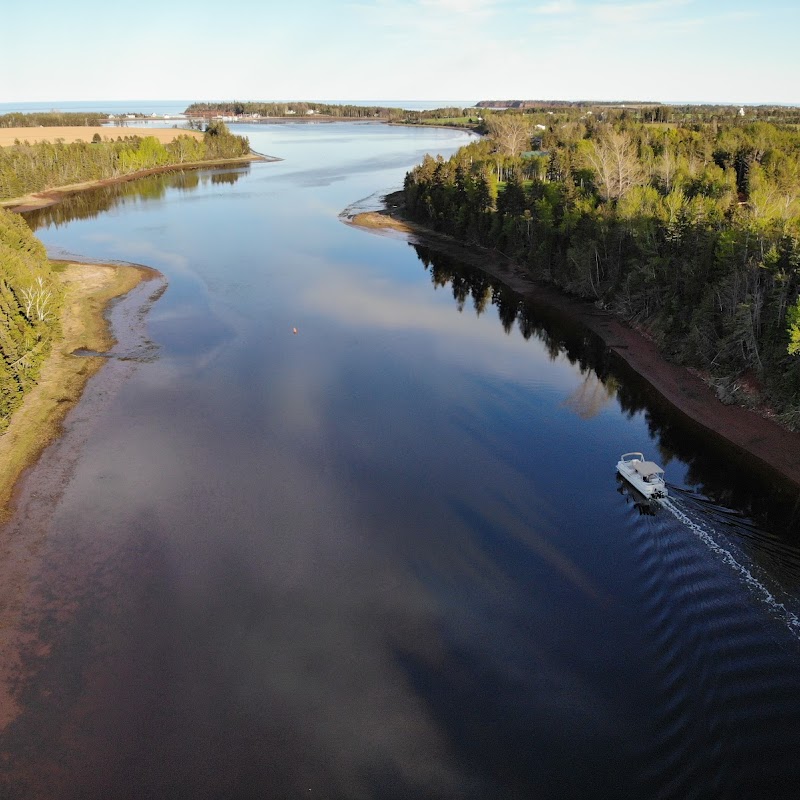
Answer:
xmin=623 ymin=493 xmax=800 ymax=798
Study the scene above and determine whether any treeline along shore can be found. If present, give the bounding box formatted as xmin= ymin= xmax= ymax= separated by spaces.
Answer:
xmin=0 ymin=119 xmax=252 ymax=430
xmin=187 ymin=99 xmax=800 ymax=129
xmin=0 ymin=121 xmax=253 ymax=204
xmin=0 ymin=111 xmax=108 ymax=128
xmin=185 ymin=101 xmax=469 ymax=121
xmin=0 ymin=205 xmax=161 ymax=516
xmin=0 ymin=208 xmax=61 ymax=433
xmin=400 ymin=114 xmax=800 ymax=428
xmin=0 ymin=120 xmax=255 ymax=513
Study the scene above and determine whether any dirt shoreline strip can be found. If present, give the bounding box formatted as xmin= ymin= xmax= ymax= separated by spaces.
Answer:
xmin=0 ymin=135 xmax=276 ymax=515
xmin=347 ymin=203 xmax=800 ymax=494
xmin=0 ymin=261 xmax=158 ymax=521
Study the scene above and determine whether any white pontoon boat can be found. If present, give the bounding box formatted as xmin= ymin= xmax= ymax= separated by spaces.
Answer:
xmin=617 ymin=452 xmax=668 ymax=499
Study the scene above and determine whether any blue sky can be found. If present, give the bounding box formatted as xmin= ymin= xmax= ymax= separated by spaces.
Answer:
xmin=4 ymin=0 xmax=799 ymax=104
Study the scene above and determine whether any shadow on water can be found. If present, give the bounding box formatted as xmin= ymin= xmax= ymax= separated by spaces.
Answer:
xmin=410 ymin=237 xmax=800 ymax=638
xmin=410 ymin=241 xmax=800 ymax=541
xmin=22 ymin=166 xmax=248 ymax=230
xmin=398 ymin=245 xmax=800 ymax=800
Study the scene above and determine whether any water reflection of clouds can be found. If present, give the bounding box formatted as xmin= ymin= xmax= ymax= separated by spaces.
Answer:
xmin=303 ymin=273 xmax=579 ymax=389
xmin=42 ymin=380 xmax=471 ymax=796
xmin=82 ymin=232 xmax=191 ymax=272
xmin=272 ymin=149 xmax=456 ymax=187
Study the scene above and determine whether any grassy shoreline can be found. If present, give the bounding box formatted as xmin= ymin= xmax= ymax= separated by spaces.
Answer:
xmin=0 ymin=141 xmax=276 ymax=517
xmin=1 ymin=152 xmax=270 ymax=212
xmin=0 ymin=260 xmax=158 ymax=520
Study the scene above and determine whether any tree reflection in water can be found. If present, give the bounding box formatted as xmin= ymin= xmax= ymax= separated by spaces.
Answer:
xmin=411 ymin=241 xmax=800 ymax=539
xmin=22 ymin=167 xmax=248 ymax=231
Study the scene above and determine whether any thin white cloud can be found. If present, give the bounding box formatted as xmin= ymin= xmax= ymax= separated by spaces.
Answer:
xmin=588 ymin=0 xmax=693 ymax=25
xmin=719 ymin=9 xmax=758 ymax=21
xmin=534 ymin=0 xmax=579 ymax=15
xmin=421 ymin=0 xmax=500 ymax=14
xmin=524 ymin=0 xmax=705 ymax=51
xmin=350 ymin=0 xmax=501 ymax=33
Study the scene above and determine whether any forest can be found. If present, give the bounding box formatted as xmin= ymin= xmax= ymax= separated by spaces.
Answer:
xmin=0 ymin=122 xmax=250 ymax=428
xmin=474 ymin=101 xmax=800 ymax=126
xmin=184 ymin=101 xmax=471 ymax=123
xmin=0 ymin=111 xmax=108 ymax=128
xmin=0 ymin=207 xmax=60 ymax=431
xmin=403 ymin=114 xmax=800 ymax=427
xmin=0 ymin=122 xmax=251 ymax=201
xmin=187 ymin=101 xmax=800 ymax=129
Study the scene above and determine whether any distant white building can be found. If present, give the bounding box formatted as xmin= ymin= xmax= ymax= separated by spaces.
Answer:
xmin=739 ymin=106 xmax=745 ymax=116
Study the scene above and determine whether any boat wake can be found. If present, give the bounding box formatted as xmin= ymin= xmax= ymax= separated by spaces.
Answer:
xmin=626 ymin=487 xmax=800 ymax=797
xmin=659 ymin=495 xmax=800 ymax=639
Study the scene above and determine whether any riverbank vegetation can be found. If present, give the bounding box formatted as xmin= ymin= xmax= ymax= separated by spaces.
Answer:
xmin=0 ymin=202 xmax=154 ymax=513
xmin=475 ymin=100 xmax=800 ymax=126
xmin=185 ymin=100 xmax=800 ymax=136
xmin=0 ymin=207 xmax=62 ymax=431
xmin=0 ymin=122 xmax=248 ymax=426
xmin=0 ymin=254 xmax=148 ymax=517
xmin=0 ymin=111 xmax=107 ymax=128
xmin=403 ymin=114 xmax=800 ymax=426
xmin=185 ymin=101 xmax=480 ymax=125
xmin=187 ymin=101 xmax=405 ymax=118
xmin=0 ymin=122 xmax=250 ymax=201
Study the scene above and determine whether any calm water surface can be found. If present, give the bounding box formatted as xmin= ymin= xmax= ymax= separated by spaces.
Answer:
xmin=3 ymin=123 xmax=800 ymax=799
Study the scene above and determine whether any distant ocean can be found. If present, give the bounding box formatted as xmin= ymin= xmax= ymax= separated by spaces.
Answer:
xmin=0 ymin=100 xmax=193 ymax=116
xmin=0 ymin=100 xmax=476 ymax=116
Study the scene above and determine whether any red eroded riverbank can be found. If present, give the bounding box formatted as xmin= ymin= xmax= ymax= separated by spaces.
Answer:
xmin=347 ymin=198 xmax=800 ymax=496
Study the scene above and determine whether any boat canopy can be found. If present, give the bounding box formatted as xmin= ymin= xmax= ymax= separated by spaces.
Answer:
xmin=634 ymin=461 xmax=664 ymax=478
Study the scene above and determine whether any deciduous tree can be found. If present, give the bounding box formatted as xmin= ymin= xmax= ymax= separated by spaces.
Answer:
xmin=582 ymin=127 xmax=643 ymax=201
xmin=487 ymin=114 xmax=532 ymax=158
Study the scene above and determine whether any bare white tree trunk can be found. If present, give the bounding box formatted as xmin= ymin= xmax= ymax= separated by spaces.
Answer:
xmin=487 ymin=114 xmax=532 ymax=158
xmin=20 ymin=276 xmax=55 ymax=323
xmin=584 ymin=127 xmax=643 ymax=201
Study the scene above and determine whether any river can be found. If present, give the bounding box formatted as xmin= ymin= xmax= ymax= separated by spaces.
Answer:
xmin=2 ymin=122 xmax=800 ymax=799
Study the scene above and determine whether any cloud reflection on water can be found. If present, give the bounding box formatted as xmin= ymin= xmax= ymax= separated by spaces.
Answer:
xmin=301 ymin=270 xmax=579 ymax=392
